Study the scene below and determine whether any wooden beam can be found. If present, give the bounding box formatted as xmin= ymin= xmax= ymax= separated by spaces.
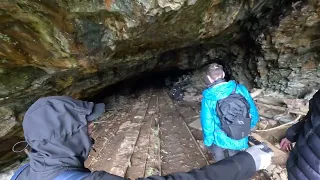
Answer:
xmin=250 ymin=133 xmax=289 ymax=166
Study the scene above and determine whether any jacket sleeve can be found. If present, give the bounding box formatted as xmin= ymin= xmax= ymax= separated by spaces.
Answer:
xmin=286 ymin=112 xmax=309 ymax=142
xmin=200 ymin=99 xmax=216 ymax=146
xmin=238 ymin=85 xmax=259 ymax=128
xmin=139 ymin=152 xmax=256 ymax=180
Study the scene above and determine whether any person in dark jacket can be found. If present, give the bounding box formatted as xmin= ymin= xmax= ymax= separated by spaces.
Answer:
xmin=201 ymin=63 xmax=259 ymax=161
xmin=13 ymin=96 xmax=273 ymax=180
xmin=280 ymin=89 xmax=320 ymax=180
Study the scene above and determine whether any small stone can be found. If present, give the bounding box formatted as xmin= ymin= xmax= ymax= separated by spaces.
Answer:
xmin=273 ymin=166 xmax=282 ymax=174
xmin=257 ymin=120 xmax=268 ymax=130
xmin=189 ymin=92 xmax=197 ymax=96
xmin=134 ymin=116 xmax=143 ymax=119
xmin=148 ymin=110 xmax=156 ymax=114
xmin=0 ymin=107 xmax=17 ymax=138
xmin=272 ymin=173 xmax=281 ymax=180
xmin=266 ymin=164 xmax=276 ymax=172
xmin=0 ymin=107 xmax=14 ymax=120
xmin=268 ymin=119 xmax=279 ymax=127
xmin=280 ymin=172 xmax=287 ymax=180
xmin=187 ymin=0 xmax=197 ymax=5
xmin=185 ymin=87 xmax=197 ymax=93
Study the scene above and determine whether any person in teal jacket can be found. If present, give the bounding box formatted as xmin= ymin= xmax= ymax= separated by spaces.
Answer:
xmin=201 ymin=63 xmax=259 ymax=162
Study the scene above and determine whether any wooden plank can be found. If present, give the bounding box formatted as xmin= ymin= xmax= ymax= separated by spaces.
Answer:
xmin=125 ymin=92 xmax=158 ymax=179
xmin=251 ymin=133 xmax=289 ymax=166
xmin=159 ymin=91 xmax=207 ymax=175
xmin=89 ymin=92 xmax=150 ymax=174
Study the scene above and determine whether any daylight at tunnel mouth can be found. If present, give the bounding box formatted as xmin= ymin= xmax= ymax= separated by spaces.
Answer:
xmin=0 ymin=0 xmax=320 ymax=180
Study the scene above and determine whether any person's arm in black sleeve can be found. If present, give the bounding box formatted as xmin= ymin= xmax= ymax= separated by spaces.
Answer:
xmin=286 ymin=112 xmax=310 ymax=142
xmin=86 ymin=145 xmax=273 ymax=180
xmin=138 ymin=152 xmax=256 ymax=180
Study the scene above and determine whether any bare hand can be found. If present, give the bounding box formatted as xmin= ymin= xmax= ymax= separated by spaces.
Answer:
xmin=280 ymin=138 xmax=292 ymax=151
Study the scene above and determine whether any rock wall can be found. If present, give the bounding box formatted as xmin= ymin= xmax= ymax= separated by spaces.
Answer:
xmin=258 ymin=0 xmax=320 ymax=97
xmin=0 ymin=0 xmax=319 ymax=170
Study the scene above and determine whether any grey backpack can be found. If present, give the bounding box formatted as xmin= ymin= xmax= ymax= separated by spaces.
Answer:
xmin=216 ymin=86 xmax=251 ymax=140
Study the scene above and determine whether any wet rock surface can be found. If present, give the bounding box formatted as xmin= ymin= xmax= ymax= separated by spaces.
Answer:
xmin=0 ymin=0 xmax=320 ymax=171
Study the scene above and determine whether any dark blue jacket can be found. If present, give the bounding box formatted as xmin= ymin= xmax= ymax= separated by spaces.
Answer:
xmin=200 ymin=80 xmax=259 ymax=150
xmin=286 ymin=89 xmax=320 ymax=180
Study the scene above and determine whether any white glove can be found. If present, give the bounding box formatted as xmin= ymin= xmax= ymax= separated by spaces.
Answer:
xmin=245 ymin=144 xmax=274 ymax=170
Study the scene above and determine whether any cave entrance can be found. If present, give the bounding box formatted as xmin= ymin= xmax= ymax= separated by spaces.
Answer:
xmin=89 ymin=64 xmax=234 ymax=105
xmin=90 ymin=67 xmax=194 ymax=102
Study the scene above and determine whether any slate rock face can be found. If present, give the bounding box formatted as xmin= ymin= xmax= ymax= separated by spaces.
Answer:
xmin=0 ymin=0 xmax=319 ymax=170
xmin=257 ymin=0 xmax=320 ymax=97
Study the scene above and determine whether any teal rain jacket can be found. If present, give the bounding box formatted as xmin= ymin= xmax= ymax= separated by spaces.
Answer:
xmin=200 ymin=80 xmax=259 ymax=150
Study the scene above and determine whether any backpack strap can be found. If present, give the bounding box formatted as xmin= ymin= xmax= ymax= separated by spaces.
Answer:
xmin=54 ymin=170 xmax=90 ymax=180
xmin=10 ymin=163 xmax=30 ymax=180
xmin=231 ymin=84 xmax=237 ymax=94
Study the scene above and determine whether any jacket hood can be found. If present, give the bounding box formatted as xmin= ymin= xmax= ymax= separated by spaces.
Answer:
xmin=202 ymin=80 xmax=237 ymax=101
xmin=22 ymin=96 xmax=99 ymax=172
